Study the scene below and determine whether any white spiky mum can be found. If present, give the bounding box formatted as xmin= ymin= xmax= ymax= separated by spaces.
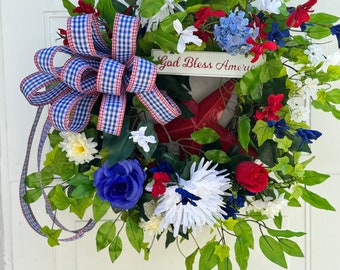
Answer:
xmin=59 ymin=131 xmax=99 ymax=165
xmin=153 ymin=159 xmax=231 ymax=237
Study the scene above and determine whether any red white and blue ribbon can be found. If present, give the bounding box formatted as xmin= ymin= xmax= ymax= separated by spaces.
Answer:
xmin=19 ymin=13 xmax=181 ymax=241
xmin=20 ymin=13 xmax=181 ymax=135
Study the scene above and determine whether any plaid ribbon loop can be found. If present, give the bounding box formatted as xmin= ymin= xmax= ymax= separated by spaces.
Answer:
xmin=21 ymin=13 xmax=181 ymax=135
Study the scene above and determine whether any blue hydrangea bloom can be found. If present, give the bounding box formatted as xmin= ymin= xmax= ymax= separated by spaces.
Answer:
xmin=296 ymin=128 xmax=322 ymax=144
xmin=268 ymin=119 xmax=290 ymax=138
xmin=268 ymin=22 xmax=290 ymax=47
xmin=214 ymin=11 xmax=259 ymax=55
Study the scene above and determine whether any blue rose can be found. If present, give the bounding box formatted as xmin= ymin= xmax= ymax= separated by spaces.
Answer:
xmin=93 ymin=159 xmax=146 ymax=210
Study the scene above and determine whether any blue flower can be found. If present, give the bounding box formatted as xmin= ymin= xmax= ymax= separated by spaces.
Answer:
xmin=214 ymin=10 xmax=258 ymax=55
xmin=175 ymin=188 xmax=201 ymax=206
xmin=295 ymin=128 xmax=322 ymax=144
xmin=93 ymin=159 xmax=146 ymax=210
xmin=330 ymin=24 xmax=340 ymax=48
xmin=268 ymin=22 xmax=290 ymax=47
xmin=150 ymin=160 xmax=175 ymax=175
xmin=222 ymin=195 xmax=246 ymax=219
xmin=268 ymin=119 xmax=289 ymax=138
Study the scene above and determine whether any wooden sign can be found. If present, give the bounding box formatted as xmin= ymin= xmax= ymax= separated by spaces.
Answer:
xmin=151 ymin=49 xmax=263 ymax=78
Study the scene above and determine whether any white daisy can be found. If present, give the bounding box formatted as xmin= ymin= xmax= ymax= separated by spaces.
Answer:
xmin=59 ymin=132 xmax=99 ymax=165
xmin=173 ymin=19 xmax=202 ymax=53
xmin=153 ymin=159 xmax=231 ymax=237
xmin=129 ymin=126 xmax=157 ymax=152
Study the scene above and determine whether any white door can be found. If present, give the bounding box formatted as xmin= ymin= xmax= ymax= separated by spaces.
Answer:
xmin=1 ymin=1 xmax=339 ymax=270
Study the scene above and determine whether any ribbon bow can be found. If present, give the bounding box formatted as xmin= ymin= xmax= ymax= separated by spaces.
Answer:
xmin=20 ymin=13 xmax=181 ymax=135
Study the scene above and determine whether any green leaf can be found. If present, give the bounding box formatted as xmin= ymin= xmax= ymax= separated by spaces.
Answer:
xmin=306 ymin=24 xmax=331 ymax=39
xmin=62 ymin=0 xmax=77 ymax=16
xmin=44 ymin=146 xmax=77 ymax=180
xmin=218 ymin=257 xmax=232 ymax=270
xmin=238 ymin=115 xmax=251 ymax=151
xmin=275 ymin=137 xmax=292 ymax=152
xmin=252 ymin=120 xmax=274 ymax=146
xmin=279 ymin=239 xmax=304 ymax=257
xmin=298 ymin=170 xmax=329 ymax=186
xmin=96 ymin=221 xmax=116 ymax=251
xmin=205 ymin=149 xmax=231 ymax=163
xmin=233 ymin=221 xmax=254 ymax=249
xmin=139 ymin=0 xmax=164 ymax=18
xmin=159 ymin=12 xmax=188 ymax=32
xmin=41 ymin=226 xmax=62 ymax=247
xmin=234 ymin=237 xmax=249 ymax=270
xmin=214 ymin=244 xmax=230 ymax=262
xmin=69 ymin=197 xmax=93 ymax=219
xmin=48 ymin=130 xmax=63 ymax=148
xmin=300 ymin=186 xmax=336 ymax=211
xmin=126 ymin=216 xmax=144 ymax=253
xmin=259 ymin=235 xmax=287 ymax=268
xmin=96 ymin=0 xmax=116 ymax=30
xmin=274 ymin=212 xmax=282 ymax=229
xmin=199 ymin=241 xmax=219 ymax=270
xmin=309 ymin=13 xmax=339 ymax=24
xmin=109 ymin=236 xmax=123 ymax=263
xmin=267 ymin=229 xmax=306 ymax=238
xmin=211 ymin=0 xmax=239 ymax=13
xmin=49 ymin=185 xmax=70 ymax=210
xmin=185 ymin=248 xmax=199 ymax=270
xmin=237 ymin=67 xmax=263 ymax=98
xmin=103 ymin=119 xmax=135 ymax=167
xmin=191 ymin=127 xmax=220 ymax=144
xmin=325 ymin=89 xmax=340 ymax=104
xmin=24 ymin=166 xmax=54 ymax=188
xmin=260 ymin=60 xmax=284 ymax=83
xmin=93 ymin=194 xmax=111 ymax=222
xmin=151 ymin=30 xmax=180 ymax=52
xmin=23 ymin=188 xmax=42 ymax=203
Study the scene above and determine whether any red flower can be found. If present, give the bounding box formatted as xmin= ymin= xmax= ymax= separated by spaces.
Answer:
xmin=286 ymin=0 xmax=317 ymax=27
xmin=151 ymin=172 xmax=170 ymax=198
xmin=246 ymin=37 xmax=278 ymax=63
xmin=235 ymin=162 xmax=268 ymax=193
xmin=73 ymin=0 xmax=100 ymax=16
xmin=194 ymin=7 xmax=226 ymax=28
xmin=255 ymin=94 xmax=284 ymax=121
xmin=249 ymin=14 xmax=268 ymax=39
xmin=58 ymin=28 xmax=69 ymax=46
xmin=194 ymin=29 xmax=213 ymax=43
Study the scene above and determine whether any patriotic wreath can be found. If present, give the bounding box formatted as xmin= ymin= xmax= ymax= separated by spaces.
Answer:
xmin=20 ymin=0 xmax=340 ymax=269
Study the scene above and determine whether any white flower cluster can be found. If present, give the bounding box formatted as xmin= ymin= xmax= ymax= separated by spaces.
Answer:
xmin=240 ymin=192 xmax=288 ymax=219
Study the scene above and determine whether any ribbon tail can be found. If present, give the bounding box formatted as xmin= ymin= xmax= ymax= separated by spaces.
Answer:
xmin=97 ymin=92 xmax=126 ymax=135
xmin=137 ymin=87 xmax=181 ymax=125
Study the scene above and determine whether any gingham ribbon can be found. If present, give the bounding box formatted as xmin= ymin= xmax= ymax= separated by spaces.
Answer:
xmin=20 ymin=13 xmax=181 ymax=135
xmin=19 ymin=107 xmax=95 ymax=241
